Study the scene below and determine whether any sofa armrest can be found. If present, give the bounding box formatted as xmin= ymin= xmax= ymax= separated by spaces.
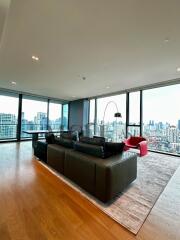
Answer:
xmin=95 ymin=152 xmax=137 ymax=202
xmin=34 ymin=141 xmax=48 ymax=163
xmin=138 ymin=141 xmax=148 ymax=156
xmin=138 ymin=140 xmax=147 ymax=146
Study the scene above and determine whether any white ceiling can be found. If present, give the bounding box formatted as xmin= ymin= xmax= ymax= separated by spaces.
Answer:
xmin=0 ymin=0 xmax=180 ymax=101
xmin=0 ymin=0 xmax=10 ymax=46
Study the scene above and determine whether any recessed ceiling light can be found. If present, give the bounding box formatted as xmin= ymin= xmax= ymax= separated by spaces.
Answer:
xmin=177 ymin=67 xmax=180 ymax=72
xmin=106 ymin=86 xmax=110 ymax=89
xmin=164 ymin=38 xmax=170 ymax=43
xmin=11 ymin=81 xmax=16 ymax=85
xmin=32 ymin=55 xmax=39 ymax=61
xmin=72 ymin=96 xmax=76 ymax=98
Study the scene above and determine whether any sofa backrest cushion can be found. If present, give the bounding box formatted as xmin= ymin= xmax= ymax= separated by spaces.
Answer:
xmin=74 ymin=142 xmax=105 ymax=158
xmin=60 ymin=132 xmax=77 ymax=141
xmin=105 ymin=142 xmax=125 ymax=154
xmin=45 ymin=133 xmax=55 ymax=144
xmin=55 ymin=138 xmax=74 ymax=148
xmin=76 ymin=137 xmax=125 ymax=158
xmin=80 ymin=136 xmax=105 ymax=146
xmin=93 ymin=136 xmax=106 ymax=141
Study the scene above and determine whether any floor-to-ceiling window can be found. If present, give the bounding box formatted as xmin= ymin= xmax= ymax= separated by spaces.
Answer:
xmin=89 ymin=99 xmax=95 ymax=123
xmin=87 ymin=99 xmax=96 ymax=136
xmin=0 ymin=91 xmax=68 ymax=141
xmin=96 ymin=94 xmax=126 ymax=142
xmin=21 ymin=97 xmax=48 ymax=138
xmin=48 ymin=101 xmax=62 ymax=130
xmin=143 ymin=84 xmax=180 ymax=155
xmin=0 ymin=93 xmax=19 ymax=140
xmin=62 ymin=104 xmax=69 ymax=130
xmin=127 ymin=91 xmax=141 ymax=137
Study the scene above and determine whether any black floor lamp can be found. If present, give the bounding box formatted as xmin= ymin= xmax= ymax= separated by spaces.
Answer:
xmin=100 ymin=101 xmax=122 ymax=141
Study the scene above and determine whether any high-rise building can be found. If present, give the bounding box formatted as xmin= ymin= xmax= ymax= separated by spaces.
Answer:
xmin=178 ymin=120 xmax=180 ymax=130
xmin=0 ymin=113 xmax=17 ymax=139
xmin=34 ymin=112 xmax=47 ymax=130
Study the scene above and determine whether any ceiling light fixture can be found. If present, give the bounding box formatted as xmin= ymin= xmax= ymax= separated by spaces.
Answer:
xmin=32 ymin=55 xmax=39 ymax=61
xmin=177 ymin=67 xmax=180 ymax=72
xmin=11 ymin=81 xmax=16 ymax=85
xmin=164 ymin=38 xmax=170 ymax=43
xmin=106 ymin=86 xmax=110 ymax=89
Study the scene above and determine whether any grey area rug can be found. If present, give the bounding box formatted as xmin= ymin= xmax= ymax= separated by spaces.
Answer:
xmin=39 ymin=151 xmax=180 ymax=234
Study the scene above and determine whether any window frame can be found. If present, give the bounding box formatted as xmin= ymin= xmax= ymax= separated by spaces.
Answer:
xmin=0 ymin=90 xmax=68 ymax=142
xmin=0 ymin=91 xmax=19 ymax=140
xmin=126 ymin=90 xmax=143 ymax=137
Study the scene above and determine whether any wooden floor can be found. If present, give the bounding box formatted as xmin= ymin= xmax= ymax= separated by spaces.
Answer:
xmin=0 ymin=142 xmax=180 ymax=240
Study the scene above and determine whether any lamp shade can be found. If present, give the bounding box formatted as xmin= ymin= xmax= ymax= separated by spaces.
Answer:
xmin=114 ymin=112 xmax=122 ymax=118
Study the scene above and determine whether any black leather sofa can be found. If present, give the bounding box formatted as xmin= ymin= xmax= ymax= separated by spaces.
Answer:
xmin=34 ymin=141 xmax=48 ymax=163
xmin=35 ymin=135 xmax=137 ymax=202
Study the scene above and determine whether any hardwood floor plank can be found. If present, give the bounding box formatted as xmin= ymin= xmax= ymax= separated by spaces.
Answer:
xmin=0 ymin=142 xmax=180 ymax=240
xmin=0 ymin=224 xmax=11 ymax=240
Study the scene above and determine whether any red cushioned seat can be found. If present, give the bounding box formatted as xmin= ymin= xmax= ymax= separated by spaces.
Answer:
xmin=124 ymin=136 xmax=148 ymax=157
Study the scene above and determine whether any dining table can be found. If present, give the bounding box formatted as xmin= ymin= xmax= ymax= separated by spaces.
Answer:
xmin=23 ymin=130 xmax=63 ymax=148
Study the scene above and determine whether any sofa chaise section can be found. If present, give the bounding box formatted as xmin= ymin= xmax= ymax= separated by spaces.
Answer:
xmin=64 ymin=150 xmax=137 ymax=202
xmin=95 ymin=151 xmax=137 ymax=202
xmin=64 ymin=150 xmax=97 ymax=195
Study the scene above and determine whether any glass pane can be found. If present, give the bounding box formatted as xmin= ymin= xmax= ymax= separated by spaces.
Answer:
xmin=21 ymin=98 xmax=48 ymax=138
xmin=143 ymin=85 xmax=180 ymax=155
xmin=89 ymin=99 xmax=95 ymax=123
xmin=0 ymin=94 xmax=19 ymax=139
xmin=96 ymin=94 xmax=126 ymax=142
xmin=129 ymin=91 xmax=140 ymax=125
xmin=86 ymin=99 xmax=96 ymax=137
xmin=127 ymin=126 xmax=140 ymax=137
xmin=62 ymin=104 xmax=69 ymax=130
xmin=49 ymin=102 xmax=62 ymax=130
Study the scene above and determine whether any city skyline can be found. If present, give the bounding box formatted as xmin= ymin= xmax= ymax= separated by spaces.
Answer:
xmin=1 ymin=110 xmax=180 ymax=154
xmin=0 ymin=111 xmax=68 ymax=139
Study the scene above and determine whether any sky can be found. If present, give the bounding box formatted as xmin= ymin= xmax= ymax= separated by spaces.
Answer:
xmin=96 ymin=94 xmax=126 ymax=123
xmin=0 ymin=96 xmax=18 ymax=115
xmin=143 ymin=85 xmax=180 ymax=125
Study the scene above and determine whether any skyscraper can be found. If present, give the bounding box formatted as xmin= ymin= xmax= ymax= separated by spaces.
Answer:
xmin=178 ymin=120 xmax=180 ymax=130
xmin=0 ymin=113 xmax=17 ymax=139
